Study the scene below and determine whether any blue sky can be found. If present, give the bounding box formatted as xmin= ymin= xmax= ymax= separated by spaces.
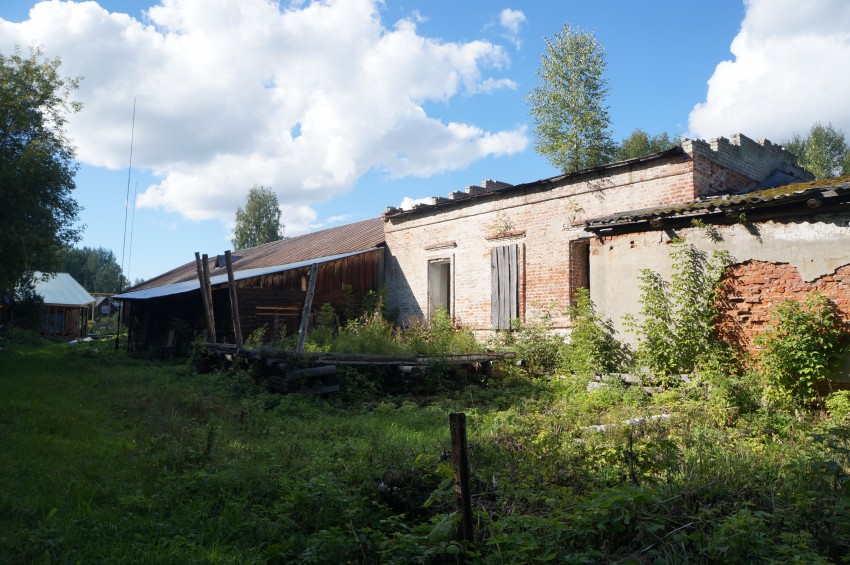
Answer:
xmin=2 ymin=1 xmax=849 ymax=283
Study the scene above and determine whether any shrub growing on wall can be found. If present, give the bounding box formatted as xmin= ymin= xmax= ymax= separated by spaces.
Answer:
xmin=626 ymin=240 xmax=732 ymax=380
xmin=757 ymin=292 xmax=848 ymax=407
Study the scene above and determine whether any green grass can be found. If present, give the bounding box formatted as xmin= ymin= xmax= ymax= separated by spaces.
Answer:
xmin=2 ymin=341 xmax=850 ymax=563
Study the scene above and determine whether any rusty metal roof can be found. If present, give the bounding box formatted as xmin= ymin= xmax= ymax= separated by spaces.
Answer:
xmin=130 ymin=216 xmax=385 ymax=291
xmin=114 ymin=249 xmax=377 ymax=301
xmin=585 ymin=175 xmax=850 ymax=230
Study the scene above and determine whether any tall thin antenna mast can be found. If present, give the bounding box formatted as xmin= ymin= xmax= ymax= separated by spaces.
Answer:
xmin=120 ymin=97 xmax=137 ymax=288
xmin=127 ymin=180 xmax=138 ymax=284
xmin=116 ymin=98 xmax=136 ymax=352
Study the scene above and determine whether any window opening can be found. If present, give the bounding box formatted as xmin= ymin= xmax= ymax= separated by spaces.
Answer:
xmin=491 ymin=244 xmax=518 ymax=329
xmin=569 ymin=238 xmax=590 ymax=310
xmin=428 ymin=260 xmax=451 ymax=319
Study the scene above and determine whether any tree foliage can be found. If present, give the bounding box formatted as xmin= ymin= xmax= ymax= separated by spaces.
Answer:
xmin=0 ymin=46 xmax=82 ymax=294
xmin=783 ymin=122 xmax=850 ymax=179
xmin=60 ymin=246 xmax=124 ymax=293
xmin=526 ymin=23 xmax=616 ymax=173
xmin=617 ymin=129 xmax=679 ymax=161
xmin=231 ymin=185 xmax=284 ymax=251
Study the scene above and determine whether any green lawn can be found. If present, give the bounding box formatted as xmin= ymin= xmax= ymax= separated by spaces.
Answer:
xmin=2 ymin=341 xmax=849 ymax=563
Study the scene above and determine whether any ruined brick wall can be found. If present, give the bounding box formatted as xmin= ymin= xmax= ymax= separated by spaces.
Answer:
xmin=384 ymin=134 xmax=809 ymax=336
xmin=590 ymin=216 xmax=850 ymax=348
xmin=717 ymin=261 xmax=850 ymax=354
xmin=384 ymin=154 xmax=696 ymax=332
xmin=684 ymin=134 xmax=809 ymax=197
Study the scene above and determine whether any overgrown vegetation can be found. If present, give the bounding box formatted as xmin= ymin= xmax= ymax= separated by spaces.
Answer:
xmin=3 ymin=334 xmax=850 ymax=563
xmin=4 ymin=236 xmax=850 ymax=563
xmin=561 ymin=287 xmax=628 ymax=376
xmin=757 ymin=292 xmax=849 ymax=408
xmin=625 ymin=240 xmax=732 ymax=381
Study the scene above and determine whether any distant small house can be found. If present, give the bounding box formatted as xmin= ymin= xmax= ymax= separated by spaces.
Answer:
xmin=93 ymin=296 xmax=119 ymax=320
xmin=33 ymin=272 xmax=95 ymax=338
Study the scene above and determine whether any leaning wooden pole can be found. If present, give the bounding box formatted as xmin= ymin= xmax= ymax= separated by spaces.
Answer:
xmin=195 ymin=252 xmax=216 ymax=342
xmin=296 ymin=263 xmax=319 ymax=353
xmin=450 ymin=412 xmax=474 ymax=552
xmin=224 ymin=250 xmax=243 ymax=348
xmin=201 ymin=253 xmax=217 ymax=343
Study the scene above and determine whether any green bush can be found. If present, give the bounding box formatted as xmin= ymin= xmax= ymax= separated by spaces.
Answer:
xmin=331 ymin=311 xmax=403 ymax=355
xmin=511 ymin=312 xmax=564 ymax=376
xmin=559 ymin=288 xmax=628 ymax=376
xmin=826 ymin=390 xmax=850 ymax=424
xmin=757 ymin=292 xmax=849 ymax=407
xmin=626 ymin=240 xmax=732 ymax=382
xmin=401 ymin=308 xmax=481 ymax=356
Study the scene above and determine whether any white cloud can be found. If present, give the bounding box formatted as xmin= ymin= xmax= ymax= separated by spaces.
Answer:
xmin=399 ymin=196 xmax=435 ymax=210
xmin=499 ymin=8 xmax=526 ymax=49
xmin=326 ymin=214 xmax=352 ymax=223
xmin=0 ymin=0 xmax=527 ymax=224
xmin=688 ymin=0 xmax=850 ymax=142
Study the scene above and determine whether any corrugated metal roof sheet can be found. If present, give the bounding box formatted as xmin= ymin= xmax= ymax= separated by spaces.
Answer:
xmin=130 ymin=216 xmax=385 ymax=291
xmin=33 ymin=272 xmax=95 ymax=307
xmin=585 ymin=175 xmax=850 ymax=228
xmin=114 ymin=249 xmax=375 ymax=301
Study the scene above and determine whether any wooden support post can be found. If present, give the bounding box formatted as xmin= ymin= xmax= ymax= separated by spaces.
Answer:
xmin=224 ymin=250 xmax=243 ymax=348
xmin=201 ymin=254 xmax=217 ymax=342
xmin=296 ymin=263 xmax=318 ymax=353
xmin=450 ymin=412 xmax=474 ymax=551
xmin=195 ymin=252 xmax=216 ymax=342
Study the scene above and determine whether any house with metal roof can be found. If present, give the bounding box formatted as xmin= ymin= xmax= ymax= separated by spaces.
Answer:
xmin=32 ymin=272 xmax=95 ymax=338
xmin=114 ymin=217 xmax=385 ymax=354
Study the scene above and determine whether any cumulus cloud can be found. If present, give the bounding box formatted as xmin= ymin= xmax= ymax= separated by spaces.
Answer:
xmin=0 ymin=0 xmax=527 ymax=231
xmin=688 ymin=0 xmax=850 ymax=142
xmin=399 ymin=196 xmax=435 ymax=210
xmin=499 ymin=8 xmax=526 ymax=49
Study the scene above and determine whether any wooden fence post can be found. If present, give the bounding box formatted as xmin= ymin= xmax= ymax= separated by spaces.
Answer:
xmin=296 ymin=263 xmax=318 ymax=353
xmin=450 ymin=412 xmax=474 ymax=551
xmin=195 ymin=252 xmax=216 ymax=342
xmin=224 ymin=250 xmax=243 ymax=348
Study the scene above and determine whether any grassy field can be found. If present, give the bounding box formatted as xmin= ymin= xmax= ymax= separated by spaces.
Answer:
xmin=2 ymin=339 xmax=850 ymax=563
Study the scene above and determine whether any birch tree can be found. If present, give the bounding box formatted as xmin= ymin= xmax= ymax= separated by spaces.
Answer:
xmin=526 ymin=23 xmax=616 ymax=173
xmin=231 ymin=186 xmax=284 ymax=251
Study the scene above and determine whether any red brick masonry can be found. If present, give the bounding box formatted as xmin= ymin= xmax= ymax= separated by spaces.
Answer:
xmin=717 ymin=260 xmax=850 ymax=353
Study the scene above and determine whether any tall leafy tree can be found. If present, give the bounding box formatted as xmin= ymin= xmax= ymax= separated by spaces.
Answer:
xmin=0 ymin=46 xmax=82 ymax=294
xmin=526 ymin=23 xmax=616 ymax=173
xmin=617 ymin=129 xmax=680 ymax=161
xmin=783 ymin=122 xmax=850 ymax=179
xmin=231 ymin=185 xmax=284 ymax=251
xmin=60 ymin=246 xmax=125 ymax=293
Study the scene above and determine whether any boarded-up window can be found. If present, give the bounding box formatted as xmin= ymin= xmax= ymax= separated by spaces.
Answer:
xmin=569 ymin=238 xmax=590 ymax=310
xmin=428 ymin=260 xmax=451 ymax=319
xmin=491 ymin=244 xmax=518 ymax=329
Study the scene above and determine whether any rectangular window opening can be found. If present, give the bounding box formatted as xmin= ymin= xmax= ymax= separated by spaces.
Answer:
xmin=428 ymin=260 xmax=451 ymax=319
xmin=569 ymin=238 xmax=590 ymax=311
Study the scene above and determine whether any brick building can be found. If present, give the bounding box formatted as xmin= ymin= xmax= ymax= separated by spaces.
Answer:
xmin=382 ymin=134 xmax=813 ymax=339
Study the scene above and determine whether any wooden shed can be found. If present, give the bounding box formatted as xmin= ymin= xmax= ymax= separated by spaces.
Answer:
xmin=113 ymin=218 xmax=386 ymax=355
xmin=32 ymin=272 xmax=95 ymax=338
